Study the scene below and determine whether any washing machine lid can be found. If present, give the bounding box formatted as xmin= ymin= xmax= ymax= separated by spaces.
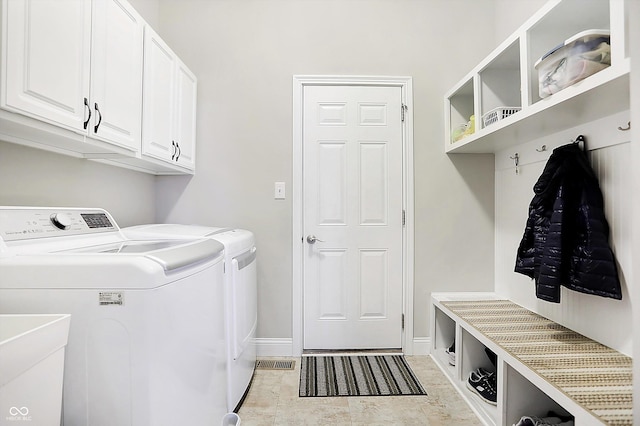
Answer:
xmin=54 ymin=238 xmax=224 ymax=271
xmin=124 ymin=224 xmax=231 ymax=238
xmin=124 ymin=224 xmax=256 ymax=259
xmin=60 ymin=239 xmax=194 ymax=254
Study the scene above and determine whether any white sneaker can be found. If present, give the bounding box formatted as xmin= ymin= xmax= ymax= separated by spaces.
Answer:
xmin=445 ymin=342 xmax=455 ymax=366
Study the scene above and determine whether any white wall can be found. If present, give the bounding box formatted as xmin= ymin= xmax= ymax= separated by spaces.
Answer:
xmin=127 ymin=0 xmax=160 ymax=28
xmin=154 ymin=0 xmax=499 ymax=343
xmin=0 ymin=0 xmax=160 ymax=227
xmin=493 ymin=0 xmax=548 ymax=43
xmin=0 ymin=142 xmax=156 ymax=227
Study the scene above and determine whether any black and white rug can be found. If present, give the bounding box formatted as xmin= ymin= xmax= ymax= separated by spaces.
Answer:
xmin=299 ymin=355 xmax=426 ymax=397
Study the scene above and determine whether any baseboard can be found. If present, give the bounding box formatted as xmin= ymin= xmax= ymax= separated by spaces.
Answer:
xmin=255 ymin=337 xmax=429 ymax=357
xmin=255 ymin=338 xmax=294 ymax=357
xmin=412 ymin=337 xmax=431 ymax=355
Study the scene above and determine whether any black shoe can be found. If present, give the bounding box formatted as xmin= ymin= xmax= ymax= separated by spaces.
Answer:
xmin=484 ymin=347 xmax=497 ymax=367
xmin=466 ymin=369 xmax=497 ymax=405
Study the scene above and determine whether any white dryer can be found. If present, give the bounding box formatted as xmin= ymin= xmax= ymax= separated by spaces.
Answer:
xmin=0 ymin=207 xmax=228 ymax=426
xmin=123 ymin=224 xmax=257 ymax=412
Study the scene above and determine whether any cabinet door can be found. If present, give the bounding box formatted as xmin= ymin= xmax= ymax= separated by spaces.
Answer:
xmin=89 ymin=0 xmax=143 ymax=151
xmin=2 ymin=0 xmax=91 ymax=132
xmin=174 ymin=60 xmax=197 ymax=171
xmin=141 ymin=27 xmax=176 ymax=162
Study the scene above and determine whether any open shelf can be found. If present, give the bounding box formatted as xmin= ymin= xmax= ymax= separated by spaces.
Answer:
xmin=432 ymin=307 xmax=456 ymax=379
xmin=459 ymin=328 xmax=499 ymax=426
xmin=526 ymin=0 xmax=611 ymax=105
xmin=447 ymin=78 xmax=475 ymax=144
xmin=430 ymin=293 xmax=504 ymax=426
xmin=444 ymin=0 xmax=630 ymax=154
xmin=504 ymin=365 xmax=573 ymax=426
xmin=479 ymin=39 xmax=521 ymax=130
xmin=447 ymin=62 xmax=629 ymax=153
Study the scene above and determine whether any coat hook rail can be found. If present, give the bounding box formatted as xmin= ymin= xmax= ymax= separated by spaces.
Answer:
xmin=617 ymin=121 xmax=631 ymax=131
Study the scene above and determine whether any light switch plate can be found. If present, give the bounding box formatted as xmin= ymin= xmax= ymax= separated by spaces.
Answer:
xmin=275 ymin=182 xmax=285 ymax=199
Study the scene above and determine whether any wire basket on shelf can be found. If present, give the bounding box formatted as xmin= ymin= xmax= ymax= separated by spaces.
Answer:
xmin=482 ymin=107 xmax=521 ymax=127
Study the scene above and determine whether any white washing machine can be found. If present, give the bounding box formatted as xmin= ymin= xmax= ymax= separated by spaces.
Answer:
xmin=0 ymin=207 xmax=228 ymax=426
xmin=123 ymin=224 xmax=257 ymax=412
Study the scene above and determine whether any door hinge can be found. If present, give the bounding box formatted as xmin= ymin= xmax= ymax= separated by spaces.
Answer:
xmin=402 ymin=209 xmax=406 ymax=226
xmin=401 ymin=314 xmax=405 ymax=330
xmin=401 ymin=104 xmax=407 ymax=122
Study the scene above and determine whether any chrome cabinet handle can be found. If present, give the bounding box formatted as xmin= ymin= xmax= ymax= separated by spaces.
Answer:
xmin=306 ymin=235 xmax=325 ymax=244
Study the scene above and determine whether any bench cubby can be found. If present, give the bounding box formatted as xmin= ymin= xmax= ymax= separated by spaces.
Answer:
xmin=430 ymin=292 xmax=632 ymax=426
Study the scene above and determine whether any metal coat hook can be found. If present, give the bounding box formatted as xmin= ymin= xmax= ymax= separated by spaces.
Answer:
xmin=536 ymin=145 xmax=547 ymax=152
xmin=510 ymin=153 xmax=520 ymax=175
xmin=617 ymin=121 xmax=631 ymax=131
xmin=572 ymin=135 xmax=586 ymax=151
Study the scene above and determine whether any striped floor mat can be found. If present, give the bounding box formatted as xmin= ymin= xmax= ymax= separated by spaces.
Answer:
xmin=299 ymin=355 xmax=426 ymax=397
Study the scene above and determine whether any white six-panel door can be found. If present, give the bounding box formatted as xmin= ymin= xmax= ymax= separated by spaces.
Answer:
xmin=303 ymin=85 xmax=403 ymax=350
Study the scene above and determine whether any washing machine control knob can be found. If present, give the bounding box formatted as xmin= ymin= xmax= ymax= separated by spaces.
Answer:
xmin=50 ymin=213 xmax=72 ymax=230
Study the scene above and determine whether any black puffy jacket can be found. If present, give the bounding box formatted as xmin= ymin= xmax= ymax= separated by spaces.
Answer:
xmin=514 ymin=143 xmax=622 ymax=303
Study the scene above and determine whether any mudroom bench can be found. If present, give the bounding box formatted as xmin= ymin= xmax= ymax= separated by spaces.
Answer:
xmin=430 ymin=292 xmax=632 ymax=426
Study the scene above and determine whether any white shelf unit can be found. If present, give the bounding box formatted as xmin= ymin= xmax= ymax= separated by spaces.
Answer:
xmin=431 ymin=292 xmax=630 ymax=426
xmin=444 ymin=0 xmax=630 ymax=154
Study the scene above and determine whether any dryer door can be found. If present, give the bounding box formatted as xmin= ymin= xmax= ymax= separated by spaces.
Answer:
xmin=230 ymin=247 xmax=257 ymax=360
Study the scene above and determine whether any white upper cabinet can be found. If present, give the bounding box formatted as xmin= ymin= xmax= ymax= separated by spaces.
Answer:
xmin=445 ymin=0 xmax=630 ymax=154
xmin=141 ymin=29 xmax=176 ymax=163
xmin=173 ymin=60 xmax=197 ymax=170
xmin=0 ymin=0 xmax=197 ymax=174
xmin=2 ymin=0 xmax=92 ymax=132
xmin=1 ymin=0 xmax=143 ymax=153
xmin=142 ymin=26 xmax=197 ymax=172
xmin=89 ymin=0 xmax=144 ymax=151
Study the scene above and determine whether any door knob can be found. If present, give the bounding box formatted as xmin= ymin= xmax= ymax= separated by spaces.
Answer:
xmin=306 ymin=235 xmax=325 ymax=244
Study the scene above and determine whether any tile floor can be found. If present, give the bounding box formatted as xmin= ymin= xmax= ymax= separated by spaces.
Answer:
xmin=237 ymin=355 xmax=479 ymax=425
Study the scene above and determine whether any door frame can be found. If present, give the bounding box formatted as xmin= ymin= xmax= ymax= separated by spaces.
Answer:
xmin=292 ymin=75 xmax=415 ymax=355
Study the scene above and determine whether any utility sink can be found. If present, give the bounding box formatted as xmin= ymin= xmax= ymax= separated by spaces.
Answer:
xmin=0 ymin=314 xmax=70 ymax=425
